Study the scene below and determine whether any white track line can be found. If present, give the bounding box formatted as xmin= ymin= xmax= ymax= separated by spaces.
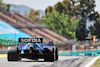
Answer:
xmin=84 ymin=56 xmax=100 ymax=67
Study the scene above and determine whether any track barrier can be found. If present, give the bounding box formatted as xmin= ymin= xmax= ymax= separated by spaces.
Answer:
xmin=59 ymin=50 xmax=100 ymax=56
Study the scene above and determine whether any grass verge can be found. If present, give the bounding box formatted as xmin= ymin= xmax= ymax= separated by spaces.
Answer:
xmin=91 ymin=58 xmax=100 ymax=67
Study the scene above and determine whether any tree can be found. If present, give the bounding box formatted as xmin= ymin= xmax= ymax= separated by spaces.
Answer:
xmin=89 ymin=23 xmax=100 ymax=38
xmin=45 ymin=0 xmax=81 ymax=23
xmin=0 ymin=0 xmax=11 ymax=12
xmin=28 ymin=9 xmax=39 ymax=22
xmin=45 ymin=0 xmax=80 ymax=17
xmin=61 ymin=0 xmax=71 ymax=14
xmin=45 ymin=6 xmax=53 ymax=15
xmin=89 ymin=14 xmax=100 ymax=38
xmin=53 ymin=2 xmax=64 ymax=13
xmin=0 ymin=0 xmax=4 ymax=11
xmin=76 ymin=0 xmax=99 ymax=41
xmin=44 ymin=0 xmax=98 ymax=40
xmin=6 ymin=4 xmax=11 ymax=12
xmin=76 ymin=21 xmax=87 ymax=41
xmin=41 ymin=11 xmax=79 ymax=39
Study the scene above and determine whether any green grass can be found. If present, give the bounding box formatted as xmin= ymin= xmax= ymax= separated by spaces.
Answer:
xmin=91 ymin=58 xmax=100 ymax=67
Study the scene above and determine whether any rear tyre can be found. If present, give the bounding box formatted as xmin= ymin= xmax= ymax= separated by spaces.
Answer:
xmin=44 ymin=47 xmax=54 ymax=62
xmin=55 ymin=47 xmax=58 ymax=61
xmin=7 ymin=46 xmax=19 ymax=61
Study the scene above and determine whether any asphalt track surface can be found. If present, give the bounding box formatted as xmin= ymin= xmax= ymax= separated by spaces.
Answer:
xmin=0 ymin=56 xmax=95 ymax=67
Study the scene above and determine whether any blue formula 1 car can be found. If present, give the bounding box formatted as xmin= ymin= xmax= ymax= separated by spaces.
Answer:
xmin=7 ymin=38 xmax=58 ymax=62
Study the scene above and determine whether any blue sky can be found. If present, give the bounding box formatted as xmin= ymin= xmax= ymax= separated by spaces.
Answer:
xmin=3 ymin=0 xmax=100 ymax=12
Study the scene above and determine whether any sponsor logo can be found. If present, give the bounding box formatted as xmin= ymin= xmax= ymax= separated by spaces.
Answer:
xmin=19 ymin=38 xmax=43 ymax=43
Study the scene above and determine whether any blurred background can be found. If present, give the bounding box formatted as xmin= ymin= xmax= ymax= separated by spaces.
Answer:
xmin=0 ymin=0 xmax=100 ymax=54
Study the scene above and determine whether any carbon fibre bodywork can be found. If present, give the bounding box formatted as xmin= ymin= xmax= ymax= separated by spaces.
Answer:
xmin=17 ymin=43 xmax=50 ymax=59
